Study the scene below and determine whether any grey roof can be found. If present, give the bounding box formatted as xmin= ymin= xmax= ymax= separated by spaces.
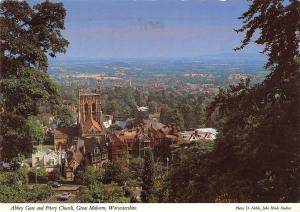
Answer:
xmin=115 ymin=121 xmax=127 ymax=129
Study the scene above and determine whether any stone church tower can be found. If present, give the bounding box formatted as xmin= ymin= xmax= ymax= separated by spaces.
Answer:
xmin=78 ymin=87 xmax=104 ymax=137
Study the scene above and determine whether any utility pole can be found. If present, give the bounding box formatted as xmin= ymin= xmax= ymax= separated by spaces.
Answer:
xmin=166 ymin=157 xmax=169 ymax=175
xmin=35 ymin=166 xmax=40 ymax=184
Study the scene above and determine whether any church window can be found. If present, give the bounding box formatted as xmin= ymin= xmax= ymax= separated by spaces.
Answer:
xmin=84 ymin=103 xmax=89 ymax=117
xmin=92 ymin=103 xmax=96 ymax=115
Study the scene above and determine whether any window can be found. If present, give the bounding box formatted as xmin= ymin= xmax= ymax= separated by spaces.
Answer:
xmin=92 ymin=103 xmax=96 ymax=114
xmin=94 ymin=148 xmax=99 ymax=154
xmin=102 ymin=153 xmax=107 ymax=160
xmin=36 ymin=157 xmax=40 ymax=162
xmin=49 ymin=159 xmax=55 ymax=165
xmin=84 ymin=103 xmax=89 ymax=117
xmin=93 ymin=156 xmax=100 ymax=162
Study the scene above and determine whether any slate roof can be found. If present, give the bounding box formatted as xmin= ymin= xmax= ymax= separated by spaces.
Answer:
xmin=54 ymin=127 xmax=79 ymax=137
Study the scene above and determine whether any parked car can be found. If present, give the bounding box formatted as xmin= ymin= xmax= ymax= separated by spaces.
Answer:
xmin=47 ymin=181 xmax=62 ymax=188
xmin=2 ymin=162 xmax=11 ymax=170
xmin=59 ymin=192 xmax=70 ymax=201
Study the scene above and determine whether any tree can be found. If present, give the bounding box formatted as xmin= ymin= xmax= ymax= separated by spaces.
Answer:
xmin=102 ymin=160 xmax=130 ymax=186
xmin=129 ymin=158 xmax=144 ymax=181
xmin=57 ymin=105 xmax=75 ymax=128
xmin=0 ymin=0 xmax=69 ymax=158
xmin=141 ymin=149 xmax=155 ymax=203
xmin=0 ymin=112 xmax=32 ymax=159
xmin=26 ymin=185 xmax=53 ymax=203
xmin=165 ymin=140 xmax=216 ymax=202
xmin=27 ymin=116 xmax=45 ymax=145
xmin=180 ymin=104 xmax=196 ymax=130
xmin=0 ymin=0 xmax=69 ymax=116
xmin=207 ymin=0 xmax=300 ymax=202
xmin=75 ymin=166 xmax=105 ymax=186
xmin=160 ymin=108 xmax=184 ymax=130
xmin=0 ymin=168 xmax=52 ymax=203
xmin=28 ymin=167 xmax=48 ymax=184
xmin=76 ymin=183 xmax=130 ymax=203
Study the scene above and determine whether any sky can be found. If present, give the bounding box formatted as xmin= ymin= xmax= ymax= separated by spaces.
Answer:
xmin=30 ymin=0 xmax=262 ymax=59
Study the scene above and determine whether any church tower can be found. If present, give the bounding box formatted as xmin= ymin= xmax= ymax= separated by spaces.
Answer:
xmin=78 ymin=86 xmax=103 ymax=137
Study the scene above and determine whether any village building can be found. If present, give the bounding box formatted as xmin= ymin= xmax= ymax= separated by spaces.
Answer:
xmin=179 ymin=128 xmax=218 ymax=141
xmin=102 ymin=115 xmax=113 ymax=128
xmin=32 ymin=149 xmax=65 ymax=173
xmin=51 ymin=86 xmax=209 ymax=181
xmin=83 ymin=137 xmax=109 ymax=168
xmin=53 ymin=87 xmax=107 ymax=180
xmin=53 ymin=127 xmax=79 ymax=152
xmin=108 ymin=129 xmax=152 ymax=161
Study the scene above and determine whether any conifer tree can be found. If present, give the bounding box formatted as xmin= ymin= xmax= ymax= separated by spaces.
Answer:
xmin=141 ymin=149 xmax=155 ymax=203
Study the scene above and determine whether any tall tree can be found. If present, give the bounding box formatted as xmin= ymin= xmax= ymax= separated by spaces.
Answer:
xmin=207 ymin=0 xmax=300 ymax=202
xmin=76 ymin=182 xmax=129 ymax=203
xmin=0 ymin=112 xmax=32 ymax=159
xmin=0 ymin=0 xmax=69 ymax=158
xmin=0 ymin=0 xmax=69 ymax=115
xmin=27 ymin=116 xmax=45 ymax=145
xmin=141 ymin=149 xmax=155 ymax=203
xmin=160 ymin=107 xmax=184 ymax=130
xmin=166 ymin=140 xmax=216 ymax=202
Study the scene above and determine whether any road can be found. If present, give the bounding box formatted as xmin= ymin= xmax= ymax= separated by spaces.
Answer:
xmin=37 ymin=184 xmax=84 ymax=203
xmin=44 ymin=193 xmax=78 ymax=203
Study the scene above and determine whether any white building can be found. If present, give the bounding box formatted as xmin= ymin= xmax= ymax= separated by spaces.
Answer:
xmin=195 ymin=128 xmax=218 ymax=140
xmin=102 ymin=115 xmax=113 ymax=128
xmin=32 ymin=149 xmax=65 ymax=173
xmin=180 ymin=128 xmax=218 ymax=141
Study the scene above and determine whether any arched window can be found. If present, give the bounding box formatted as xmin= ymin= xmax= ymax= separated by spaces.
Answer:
xmin=84 ymin=103 xmax=89 ymax=118
xmin=92 ymin=103 xmax=96 ymax=114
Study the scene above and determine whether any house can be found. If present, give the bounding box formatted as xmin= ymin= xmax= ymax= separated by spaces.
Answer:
xmin=102 ymin=115 xmax=113 ymax=128
xmin=83 ymin=137 xmax=109 ymax=168
xmin=32 ymin=149 xmax=65 ymax=173
xmin=63 ymin=139 xmax=85 ymax=181
xmin=196 ymin=128 xmax=217 ymax=139
xmin=108 ymin=120 xmax=180 ymax=161
xmin=108 ymin=129 xmax=149 ymax=160
xmin=180 ymin=128 xmax=218 ymax=141
xmin=53 ymin=127 xmax=79 ymax=152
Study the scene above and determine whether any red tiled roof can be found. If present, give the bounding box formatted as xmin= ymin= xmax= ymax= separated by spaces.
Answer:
xmin=82 ymin=116 xmax=103 ymax=133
